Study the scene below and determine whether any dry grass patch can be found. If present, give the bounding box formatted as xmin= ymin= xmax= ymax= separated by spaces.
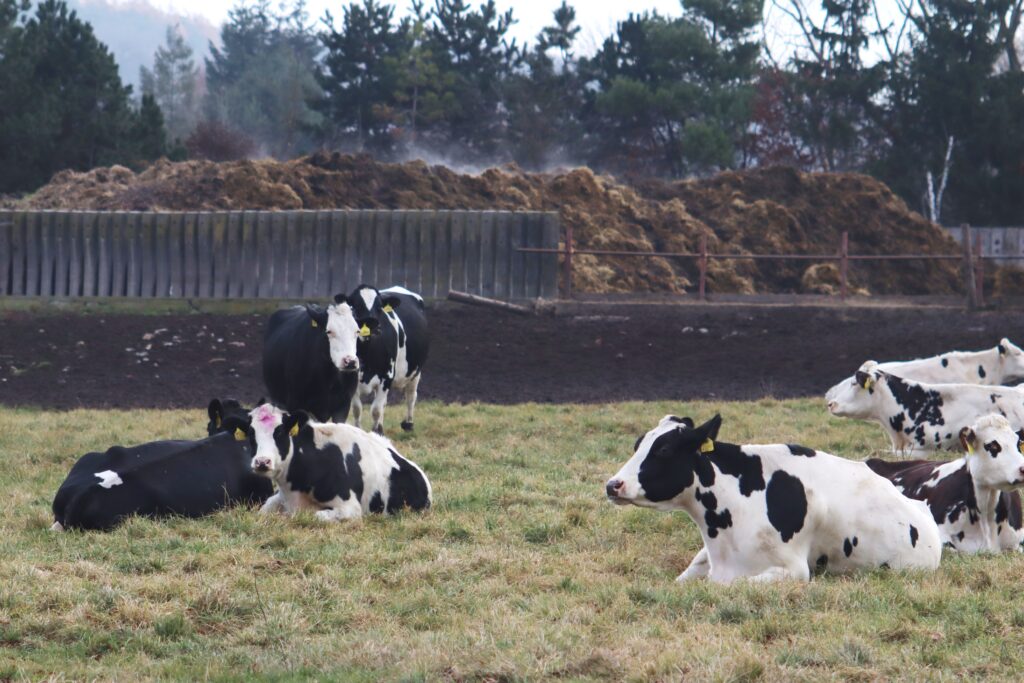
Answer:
xmin=1 ymin=400 xmax=1022 ymax=681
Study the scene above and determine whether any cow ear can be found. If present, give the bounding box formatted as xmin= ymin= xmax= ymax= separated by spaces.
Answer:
xmin=361 ymin=318 xmax=380 ymax=332
xmin=208 ymin=399 xmax=223 ymax=427
xmin=381 ymin=295 xmax=401 ymax=312
xmin=221 ymin=415 xmax=251 ymax=441
xmin=959 ymin=427 xmax=976 ymax=454
xmin=855 ymin=370 xmax=875 ymax=390
xmin=1016 ymin=429 xmax=1024 ymax=443
xmin=333 ymin=293 xmax=348 ymax=306
xmin=255 ymin=396 xmax=267 ymax=407
xmin=283 ymin=411 xmax=310 ymax=438
xmin=305 ymin=304 xmax=328 ymax=329
xmin=695 ymin=414 xmax=722 ymax=441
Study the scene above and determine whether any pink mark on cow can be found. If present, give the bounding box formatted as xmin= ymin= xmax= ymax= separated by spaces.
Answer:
xmin=252 ymin=404 xmax=280 ymax=430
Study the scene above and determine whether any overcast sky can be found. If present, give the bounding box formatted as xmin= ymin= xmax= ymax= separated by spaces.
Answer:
xmin=130 ymin=0 xmax=688 ymax=51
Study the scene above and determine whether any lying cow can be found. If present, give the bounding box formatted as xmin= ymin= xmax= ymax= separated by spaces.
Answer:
xmin=262 ymin=298 xmax=375 ymax=423
xmin=825 ymin=338 xmax=1024 ymax=404
xmin=53 ymin=400 xmax=273 ymax=531
xmin=226 ymin=403 xmax=431 ymax=521
xmin=207 ymin=397 xmax=256 ymax=436
xmin=605 ymin=414 xmax=941 ymax=583
xmin=866 ymin=414 xmax=1024 ymax=553
xmin=345 ymin=284 xmax=430 ymax=435
xmin=827 ymin=360 xmax=1024 ymax=454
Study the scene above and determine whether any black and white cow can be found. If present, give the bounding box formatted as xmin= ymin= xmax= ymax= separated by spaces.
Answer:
xmin=605 ymin=414 xmax=941 ymax=583
xmin=207 ymin=397 xmax=256 ymax=436
xmin=52 ymin=402 xmax=273 ymax=531
xmin=262 ymin=298 xmax=376 ymax=423
xmin=827 ymin=360 xmax=1024 ymax=454
xmin=866 ymin=414 xmax=1024 ymax=553
xmin=344 ymin=285 xmax=429 ymax=435
xmin=825 ymin=338 xmax=1024 ymax=403
xmin=228 ymin=403 xmax=432 ymax=521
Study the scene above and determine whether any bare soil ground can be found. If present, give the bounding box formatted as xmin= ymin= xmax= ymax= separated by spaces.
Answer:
xmin=2 ymin=302 xmax=1023 ymax=410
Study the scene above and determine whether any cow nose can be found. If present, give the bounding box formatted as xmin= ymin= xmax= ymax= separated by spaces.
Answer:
xmin=606 ymin=479 xmax=624 ymax=498
xmin=342 ymin=356 xmax=359 ymax=371
xmin=253 ymin=458 xmax=271 ymax=472
xmin=827 ymin=401 xmax=838 ymax=412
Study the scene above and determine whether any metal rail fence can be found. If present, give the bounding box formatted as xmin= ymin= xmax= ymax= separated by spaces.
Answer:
xmin=0 ymin=210 xmax=560 ymax=301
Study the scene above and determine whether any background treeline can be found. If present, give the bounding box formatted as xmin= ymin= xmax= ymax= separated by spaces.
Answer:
xmin=1 ymin=0 xmax=1023 ymax=226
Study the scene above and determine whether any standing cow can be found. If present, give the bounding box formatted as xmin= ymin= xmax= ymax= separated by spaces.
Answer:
xmin=345 ymin=285 xmax=429 ymax=435
xmin=225 ymin=403 xmax=432 ymax=521
xmin=605 ymin=414 xmax=941 ymax=583
xmin=262 ymin=298 xmax=376 ymax=423
xmin=825 ymin=338 xmax=1024 ymax=403
xmin=827 ymin=360 xmax=1024 ymax=454
xmin=867 ymin=414 xmax=1024 ymax=553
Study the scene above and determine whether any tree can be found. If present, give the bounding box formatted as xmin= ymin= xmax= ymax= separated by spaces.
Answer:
xmin=139 ymin=24 xmax=200 ymax=143
xmin=0 ymin=0 xmax=167 ymax=192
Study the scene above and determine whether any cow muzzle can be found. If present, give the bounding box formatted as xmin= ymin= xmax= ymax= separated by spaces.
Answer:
xmin=340 ymin=356 xmax=359 ymax=372
xmin=605 ymin=479 xmax=629 ymax=504
xmin=252 ymin=457 xmax=273 ymax=473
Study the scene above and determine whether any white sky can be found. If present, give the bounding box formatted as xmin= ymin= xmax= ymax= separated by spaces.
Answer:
xmin=137 ymin=0 xmax=688 ymax=51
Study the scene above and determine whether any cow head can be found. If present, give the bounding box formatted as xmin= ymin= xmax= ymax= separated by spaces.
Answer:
xmin=310 ymin=296 xmax=373 ymax=372
xmin=346 ymin=284 xmax=400 ymax=337
xmin=605 ymin=414 xmax=718 ymax=511
xmin=827 ymin=361 xmax=883 ymax=418
xmin=207 ymin=398 xmax=257 ymax=436
xmin=246 ymin=403 xmax=310 ymax=477
xmin=959 ymin=414 xmax=1024 ymax=491
xmin=997 ymin=338 xmax=1024 ymax=383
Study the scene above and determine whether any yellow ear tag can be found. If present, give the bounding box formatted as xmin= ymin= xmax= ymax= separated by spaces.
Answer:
xmin=966 ymin=443 xmax=973 ymax=454
xmin=383 ymin=304 xmax=394 ymax=313
xmin=862 ymin=378 xmax=874 ymax=390
xmin=360 ymin=324 xmax=371 ymax=338
xmin=289 ymin=423 xmax=299 ymax=437
xmin=700 ymin=439 xmax=715 ymax=453
xmin=215 ymin=416 xmax=222 ymax=428
xmin=234 ymin=428 xmax=246 ymax=441
xmin=311 ymin=319 xmax=318 ymax=328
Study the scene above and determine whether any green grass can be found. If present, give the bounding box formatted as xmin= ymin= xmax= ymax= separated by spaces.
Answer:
xmin=1 ymin=399 xmax=1021 ymax=681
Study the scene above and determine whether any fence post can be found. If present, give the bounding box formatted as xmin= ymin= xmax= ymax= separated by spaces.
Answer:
xmin=698 ymin=232 xmax=708 ymax=301
xmin=975 ymin=232 xmax=985 ymax=308
xmin=962 ymin=223 xmax=978 ymax=310
xmin=839 ymin=231 xmax=849 ymax=301
xmin=563 ymin=222 xmax=574 ymax=299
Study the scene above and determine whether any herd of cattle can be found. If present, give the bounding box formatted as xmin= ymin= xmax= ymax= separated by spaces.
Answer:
xmin=606 ymin=338 xmax=1024 ymax=582
xmin=46 ymin=291 xmax=1024 ymax=585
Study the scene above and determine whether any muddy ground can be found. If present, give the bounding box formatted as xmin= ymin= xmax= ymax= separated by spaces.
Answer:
xmin=2 ymin=302 xmax=1024 ymax=411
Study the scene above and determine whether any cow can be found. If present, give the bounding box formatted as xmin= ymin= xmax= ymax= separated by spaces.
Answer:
xmin=262 ymin=298 xmax=377 ymax=423
xmin=827 ymin=360 xmax=1024 ymax=454
xmin=52 ymin=402 xmax=274 ymax=531
xmin=207 ymin=397 xmax=257 ymax=436
xmin=604 ymin=414 xmax=941 ymax=584
xmin=224 ymin=403 xmax=431 ymax=521
xmin=825 ymin=338 xmax=1024 ymax=404
xmin=866 ymin=414 xmax=1024 ymax=553
xmin=344 ymin=284 xmax=430 ymax=435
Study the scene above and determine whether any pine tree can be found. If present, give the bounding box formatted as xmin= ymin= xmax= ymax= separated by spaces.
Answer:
xmin=140 ymin=24 xmax=199 ymax=144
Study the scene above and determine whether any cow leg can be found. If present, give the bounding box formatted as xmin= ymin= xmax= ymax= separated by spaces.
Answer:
xmin=370 ymin=389 xmax=389 ymax=435
xmin=747 ymin=562 xmax=811 ymax=583
xmin=401 ymin=374 xmax=421 ymax=432
xmin=676 ymin=546 xmax=710 ymax=582
xmin=258 ymin=492 xmax=286 ymax=515
xmin=351 ymin=395 xmax=363 ymax=429
xmin=315 ymin=497 xmax=362 ymax=522
xmin=50 ymin=521 xmax=65 ymax=532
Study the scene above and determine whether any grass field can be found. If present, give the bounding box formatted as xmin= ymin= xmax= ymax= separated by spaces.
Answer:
xmin=3 ymin=399 xmax=1023 ymax=682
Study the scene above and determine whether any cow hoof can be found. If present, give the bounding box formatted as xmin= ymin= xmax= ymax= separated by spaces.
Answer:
xmin=50 ymin=521 xmax=64 ymax=532
xmin=401 ymin=421 xmax=414 ymax=432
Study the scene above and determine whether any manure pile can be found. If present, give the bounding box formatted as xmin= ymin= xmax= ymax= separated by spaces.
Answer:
xmin=13 ymin=154 xmax=975 ymax=295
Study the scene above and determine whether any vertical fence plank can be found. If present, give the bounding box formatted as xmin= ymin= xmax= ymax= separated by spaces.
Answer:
xmin=449 ymin=211 xmax=466 ymax=294
xmin=402 ymin=211 xmax=420 ymax=293
xmin=374 ymin=211 xmax=392 ymax=287
xmin=9 ymin=212 xmax=25 ymax=295
xmin=183 ymin=212 xmax=198 ymax=297
xmin=386 ymin=210 xmax=404 ymax=287
xmin=433 ymin=212 xmax=451 ymax=296
xmin=312 ymin=211 xmax=330 ymax=297
xmin=509 ymin=212 xmax=528 ymax=299
xmin=245 ymin=211 xmax=263 ymax=298
xmin=299 ymin=210 xmax=317 ymax=298
xmin=128 ymin=213 xmax=144 ymax=297
xmin=38 ymin=213 xmax=54 ymax=296
xmin=269 ymin=212 xmax=288 ymax=298
xmin=93 ymin=212 xmax=111 ymax=297
xmin=256 ymin=212 xmax=273 ymax=297
xmin=52 ymin=212 xmax=68 ymax=297
xmin=493 ymin=212 xmax=509 ymax=300
xmin=327 ymin=211 xmax=348 ymax=296
xmin=196 ymin=213 xmax=214 ymax=298
xmin=24 ymin=212 xmax=40 ymax=296
xmin=284 ymin=211 xmax=301 ymax=298
xmin=210 ymin=212 xmax=229 ymax=298
xmin=358 ymin=210 xmax=377 ymax=287
xmin=465 ymin=211 xmax=482 ymax=295
xmin=66 ymin=213 xmax=82 ymax=297
xmin=0 ymin=211 xmax=11 ymax=295
xmin=154 ymin=213 xmax=171 ymax=297
xmin=81 ymin=212 xmax=98 ymax=297
xmin=419 ymin=211 xmax=436 ymax=298
xmin=140 ymin=214 xmax=156 ymax=297
xmin=525 ymin=212 xmax=543 ymax=298
xmin=540 ymin=212 xmax=559 ymax=299
xmin=107 ymin=213 xmax=124 ymax=297
xmin=163 ymin=213 xmax=181 ymax=297
xmin=479 ymin=211 xmax=496 ymax=298
xmin=225 ymin=211 xmax=243 ymax=298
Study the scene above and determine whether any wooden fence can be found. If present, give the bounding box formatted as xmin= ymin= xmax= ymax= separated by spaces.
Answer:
xmin=0 ymin=210 xmax=559 ymax=300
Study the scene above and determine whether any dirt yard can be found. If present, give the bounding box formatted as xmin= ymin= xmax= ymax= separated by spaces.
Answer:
xmin=2 ymin=302 xmax=1023 ymax=410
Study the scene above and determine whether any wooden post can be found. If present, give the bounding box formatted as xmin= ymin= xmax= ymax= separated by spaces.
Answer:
xmin=839 ymin=231 xmax=849 ymax=301
xmin=975 ymin=232 xmax=985 ymax=308
xmin=698 ymin=232 xmax=708 ymax=301
xmin=962 ymin=223 xmax=978 ymax=310
xmin=563 ymin=222 xmax=574 ymax=299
